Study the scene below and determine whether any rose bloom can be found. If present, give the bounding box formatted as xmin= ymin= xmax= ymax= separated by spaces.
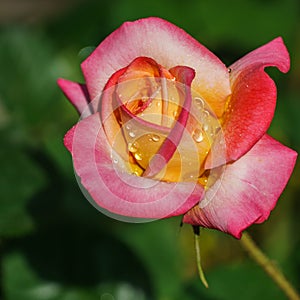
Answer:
xmin=58 ymin=17 xmax=297 ymax=238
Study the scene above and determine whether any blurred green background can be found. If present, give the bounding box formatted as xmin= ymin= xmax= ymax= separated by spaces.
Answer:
xmin=0 ymin=0 xmax=299 ymax=299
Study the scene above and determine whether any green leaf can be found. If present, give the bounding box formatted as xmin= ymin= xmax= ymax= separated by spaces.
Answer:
xmin=78 ymin=46 xmax=96 ymax=62
xmin=0 ymin=146 xmax=45 ymax=237
xmin=118 ymin=218 xmax=184 ymax=299
xmin=3 ymin=252 xmax=62 ymax=300
xmin=191 ymin=262 xmax=288 ymax=300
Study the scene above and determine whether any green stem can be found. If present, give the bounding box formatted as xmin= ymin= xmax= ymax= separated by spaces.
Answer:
xmin=240 ymin=232 xmax=300 ymax=300
xmin=193 ymin=226 xmax=209 ymax=288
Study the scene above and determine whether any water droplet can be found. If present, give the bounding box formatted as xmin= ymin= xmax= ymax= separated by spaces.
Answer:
xmin=129 ymin=131 xmax=136 ymax=138
xmin=203 ymin=110 xmax=210 ymax=118
xmin=173 ymin=110 xmax=178 ymax=118
xmin=125 ymin=124 xmax=131 ymax=130
xmin=203 ymin=124 xmax=209 ymax=132
xmin=198 ymin=177 xmax=208 ymax=185
xmin=151 ymin=134 xmax=160 ymax=142
xmin=195 ymin=97 xmax=204 ymax=108
xmin=112 ymin=157 xmax=118 ymax=164
xmin=192 ymin=128 xmax=204 ymax=143
xmin=128 ymin=142 xmax=138 ymax=153
xmin=156 ymin=102 xmax=161 ymax=107
xmin=134 ymin=153 xmax=143 ymax=161
xmin=227 ymin=67 xmax=232 ymax=73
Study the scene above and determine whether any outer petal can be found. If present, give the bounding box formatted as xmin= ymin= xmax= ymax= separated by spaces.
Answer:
xmin=57 ymin=78 xmax=92 ymax=116
xmin=66 ymin=112 xmax=204 ymax=219
xmin=81 ymin=17 xmax=231 ymax=116
xmin=184 ymin=135 xmax=297 ymax=238
xmin=207 ymin=38 xmax=290 ymax=168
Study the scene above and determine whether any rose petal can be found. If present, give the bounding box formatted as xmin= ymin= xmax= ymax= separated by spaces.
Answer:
xmin=184 ymin=135 xmax=297 ymax=238
xmin=143 ymin=66 xmax=195 ymax=177
xmin=206 ymin=38 xmax=290 ymax=168
xmin=230 ymin=37 xmax=290 ymax=79
xmin=57 ymin=78 xmax=92 ymax=116
xmin=67 ymin=112 xmax=204 ymax=219
xmin=81 ymin=17 xmax=231 ymax=116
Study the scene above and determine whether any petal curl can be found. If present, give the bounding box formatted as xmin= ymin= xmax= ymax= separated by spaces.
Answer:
xmin=184 ymin=135 xmax=297 ymax=238
xmin=66 ymin=112 xmax=204 ymax=219
xmin=57 ymin=78 xmax=91 ymax=116
xmin=143 ymin=66 xmax=195 ymax=177
xmin=207 ymin=38 xmax=290 ymax=168
xmin=81 ymin=17 xmax=231 ymax=116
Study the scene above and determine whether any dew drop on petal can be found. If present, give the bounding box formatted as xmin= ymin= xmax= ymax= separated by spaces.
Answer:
xmin=134 ymin=153 xmax=143 ymax=161
xmin=128 ymin=142 xmax=138 ymax=153
xmin=198 ymin=176 xmax=208 ymax=186
xmin=129 ymin=131 xmax=136 ymax=138
xmin=194 ymin=97 xmax=204 ymax=108
xmin=203 ymin=110 xmax=210 ymax=118
xmin=151 ymin=134 xmax=160 ymax=142
xmin=203 ymin=124 xmax=209 ymax=132
xmin=192 ymin=128 xmax=204 ymax=143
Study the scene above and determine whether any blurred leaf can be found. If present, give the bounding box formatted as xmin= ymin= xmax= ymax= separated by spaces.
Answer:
xmin=119 ymin=218 xmax=184 ymax=299
xmin=0 ymin=26 xmax=77 ymax=148
xmin=111 ymin=0 xmax=298 ymax=64
xmin=42 ymin=135 xmax=73 ymax=178
xmin=196 ymin=262 xmax=287 ymax=300
xmin=78 ymin=46 xmax=96 ymax=62
xmin=0 ymin=146 xmax=45 ymax=237
xmin=3 ymin=226 xmax=152 ymax=300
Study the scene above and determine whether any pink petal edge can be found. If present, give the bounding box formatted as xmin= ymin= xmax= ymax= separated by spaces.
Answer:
xmin=206 ymin=37 xmax=290 ymax=168
xmin=81 ymin=17 xmax=231 ymax=116
xmin=57 ymin=78 xmax=92 ymax=116
xmin=66 ymin=112 xmax=204 ymax=219
xmin=184 ymin=135 xmax=297 ymax=238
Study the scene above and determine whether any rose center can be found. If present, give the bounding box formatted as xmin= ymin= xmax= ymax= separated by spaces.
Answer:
xmin=101 ymin=57 xmax=224 ymax=186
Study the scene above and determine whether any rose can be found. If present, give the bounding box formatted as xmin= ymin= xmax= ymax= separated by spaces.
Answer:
xmin=58 ymin=17 xmax=297 ymax=238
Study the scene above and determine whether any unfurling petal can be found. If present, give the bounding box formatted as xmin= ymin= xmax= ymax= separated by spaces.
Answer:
xmin=66 ymin=112 xmax=204 ymax=219
xmin=184 ymin=135 xmax=297 ymax=238
xmin=206 ymin=38 xmax=290 ymax=168
xmin=57 ymin=78 xmax=91 ymax=116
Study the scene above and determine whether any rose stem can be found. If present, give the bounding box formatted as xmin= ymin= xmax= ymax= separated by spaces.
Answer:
xmin=193 ymin=226 xmax=209 ymax=288
xmin=240 ymin=232 xmax=300 ymax=300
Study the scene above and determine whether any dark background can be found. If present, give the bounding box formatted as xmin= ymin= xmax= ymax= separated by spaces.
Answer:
xmin=0 ymin=0 xmax=299 ymax=299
